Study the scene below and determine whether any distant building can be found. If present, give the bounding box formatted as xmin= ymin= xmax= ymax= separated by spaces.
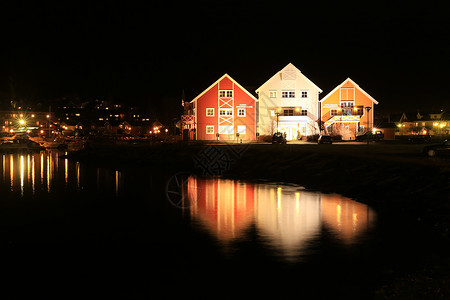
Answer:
xmin=390 ymin=111 xmax=449 ymax=136
xmin=185 ymin=74 xmax=257 ymax=141
xmin=256 ymin=63 xmax=323 ymax=140
xmin=320 ymin=78 xmax=378 ymax=140
xmin=0 ymin=110 xmax=55 ymax=136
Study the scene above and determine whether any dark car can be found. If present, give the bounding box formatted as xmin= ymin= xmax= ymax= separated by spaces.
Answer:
xmin=422 ymin=140 xmax=450 ymax=157
xmin=408 ymin=134 xmax=431 ymax=143
xmin=356 ymin=130 xmax=384 ymax=142
xmin=272 ymin=132 xmax=287 ymax=144
xmin=318 ymin=135 xmax=332 ymax=144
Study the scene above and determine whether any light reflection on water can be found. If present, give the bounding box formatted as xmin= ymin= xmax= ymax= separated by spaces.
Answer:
xmin=186 ymin=177 xmax=376 ymax=261
xmin=0 ymin=151 xmax=123 ymax=196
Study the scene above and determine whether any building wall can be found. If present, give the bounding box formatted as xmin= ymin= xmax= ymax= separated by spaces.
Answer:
xmin=194 ymin=75 xmax=256 ymax=141
xmin=257 ymin=63 xmax=322 ymax=139
xmin=320 ymin=79 xmax=376 ymax=138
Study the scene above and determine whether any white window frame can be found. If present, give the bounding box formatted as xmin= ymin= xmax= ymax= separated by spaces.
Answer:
xmin=237 ymin=125 xmax=246 ymax=134
xmin=269 ymin=91 xmax=277 ymax=98
xmin=206 ymin=108 xmax=215 ymax=116
xmin=238 ymin=108 xmax=246 ymax=117
xmin=301 ymin=90 xmax=309 ymax=98
xmin=206 ymin=125 xmax=214 ymax=134
xmin=281 ymin=91 xmax=296 ymax=98
xmin=301 ymin=109 xmax=308 ymax=116
xmin=219 ymin=90 xmax=233 ymax=98
xmin=219 ymin=125 xmax=234 ymax=135
xmin=220 ymin=108 xmax=233 ymax=116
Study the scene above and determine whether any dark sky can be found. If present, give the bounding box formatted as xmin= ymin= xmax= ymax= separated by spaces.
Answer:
xmin=1 ymin=1 xmax=449 ymax=118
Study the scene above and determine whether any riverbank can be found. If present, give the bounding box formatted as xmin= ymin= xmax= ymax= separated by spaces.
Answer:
xmin=65 ymin=142 xmax=450 ymax=298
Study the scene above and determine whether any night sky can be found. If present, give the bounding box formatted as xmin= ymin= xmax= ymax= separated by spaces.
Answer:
xmin=1 ymin=1 xmax=449 ymax=119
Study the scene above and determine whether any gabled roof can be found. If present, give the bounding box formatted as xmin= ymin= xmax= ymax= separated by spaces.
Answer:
xmin=190 ymin=74 xmax=257 ymax=103
xmin=255 ymin=62 xmax=323 ymax=93
xmin=320 ymin=78 xmax=379 ymax=104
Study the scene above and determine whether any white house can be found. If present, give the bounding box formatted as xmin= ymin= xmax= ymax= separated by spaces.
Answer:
xmin=255 ymin=63 xmax=323 ymax=140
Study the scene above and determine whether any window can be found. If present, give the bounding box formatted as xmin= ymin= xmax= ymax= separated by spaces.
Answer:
xmin=301 ymin=109 xmax=307 ymax=116
xmin=206 ymin=108 xmax=214 ymax=116
xmin=331 ymin=109 xmax=338 ymax=116
xmin=219 ymin=125 xmax=234 ymax=134
xmin=283 ymin=109 xmax=294 ymax=116
xmin=356 ymin=106 xmax=364 ymax=115
xmin=219 ymin=109 xmax=233 ymax=116
xmin=237 ymin=125 xmax=246 ymax=134
xmin=340 ymin=101 xmax=354 ymax=108
xmin=219 ymin=90 xmax=233 ymax=98
xmin=238 ymin=108 xmax=246 ymax=117
xmin=301 ymin=90 xmax=308 ymax=98
xmin=340 ymin=87 xmax=355 ymax=100
xmin=206 ymin=125 xmax=214 ymax=134
xmin=281 ymin=91 xmax=296 ymax=98
xmin=270 ymin=110 xmax=275 ymax=116
xmin=269 ymin=91 xmax=277 ymax=98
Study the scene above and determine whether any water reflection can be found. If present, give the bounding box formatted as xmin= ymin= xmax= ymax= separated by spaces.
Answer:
xmin=186 ymin=178 xmax=376 ymax=261
xmin=0 ymin=151 xmax=123 ymax=197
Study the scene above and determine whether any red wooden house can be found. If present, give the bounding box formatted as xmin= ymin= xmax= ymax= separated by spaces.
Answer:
xmin=188 ymin=74 xmax=257 ymax=141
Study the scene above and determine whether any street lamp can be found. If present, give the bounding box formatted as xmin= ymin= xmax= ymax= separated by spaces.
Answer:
xmin=365 ymin=107 xmax=372 ymax=132
xmin=275 ymin=112 xmax=280 ymax=133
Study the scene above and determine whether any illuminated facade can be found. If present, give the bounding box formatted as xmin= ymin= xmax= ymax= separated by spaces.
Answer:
xmin=320 ymin=78 xmax=378 ymax=140
xmin=256 ymin=63 xmax=323 ymax=140
xmin=187 ymin=74 xmax=257 ymax=141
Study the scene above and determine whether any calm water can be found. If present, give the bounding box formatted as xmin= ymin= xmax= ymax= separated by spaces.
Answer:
xmin=0 ymin=151 xmax=419 ymax=299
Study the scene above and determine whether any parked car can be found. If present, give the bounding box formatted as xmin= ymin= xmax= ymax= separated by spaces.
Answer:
xmin=318 ymin=135 xmax=332 ymax=144
xmin=422 ymin=140 xmax=450 ymax=157
xmin=408 ymin=134 xmax=431 ymax=143
xmin=356 ymin=130 xmax=384 ymax=142
xmin=272 ymin=132 xmax=287 ymax=144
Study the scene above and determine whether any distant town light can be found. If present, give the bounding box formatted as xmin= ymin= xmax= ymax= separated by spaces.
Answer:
xmin=19 ymin=119 xmax=26 ymax=125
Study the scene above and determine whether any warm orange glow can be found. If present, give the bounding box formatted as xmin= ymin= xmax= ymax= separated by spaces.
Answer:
xmin=186 ymin=178 xmax=376 ymax=258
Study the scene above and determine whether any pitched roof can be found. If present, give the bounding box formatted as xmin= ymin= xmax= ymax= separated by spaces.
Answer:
xmin=190 ymin=74 xmax=257 ymax=103
xmin=319 ymin=78 xmax=379 ymax=104
xmin=255 ymin=62 xmax=322 ymax=93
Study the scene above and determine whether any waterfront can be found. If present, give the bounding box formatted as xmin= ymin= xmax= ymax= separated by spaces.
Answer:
xmin=1 ymin=149 xmax=448 ymax=298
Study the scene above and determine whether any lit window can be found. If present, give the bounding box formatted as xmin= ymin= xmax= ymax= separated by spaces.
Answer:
xmin=283 ymin=109 xmax=294 ymax=116
xmin=269 ymin=91 xmax=277 ymax=98
xmin=206 ymin=108 xmax=215 ymax=116
xmin=219 ymin=109 xmax=233 ymax=116
xmin=219 ymin=125 xmax=234 ymax=134
xmin=206 ymin=125 xmax=214 ymax=134
xmin=238 ymin=108 xmax=246 ymax=117
xmin=281 ymin=91 xmax=295 ymax=98
xmin=237 ymin=125 xmax=246 ymax=134
xmin=219 ymin=90 xmax=233 ymax=98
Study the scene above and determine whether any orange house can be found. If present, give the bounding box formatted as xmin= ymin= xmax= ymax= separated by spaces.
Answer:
xmin=320 ymin=78 xmax=378 ymax=140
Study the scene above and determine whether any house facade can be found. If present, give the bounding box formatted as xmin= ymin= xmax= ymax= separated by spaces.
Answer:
xmin=188 ymin=74 xmax=257 ymax=141
xmin=256 ymin=63 xmax=323 ymax=140
xmin=320 ymin=78 xmax=378 ymax=140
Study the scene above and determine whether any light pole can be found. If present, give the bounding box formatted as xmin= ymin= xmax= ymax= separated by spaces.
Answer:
xmin=275 ymin=112 xmax=280 ymax=133
xmin=365 ymin=107 xmax=372 ymax=132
